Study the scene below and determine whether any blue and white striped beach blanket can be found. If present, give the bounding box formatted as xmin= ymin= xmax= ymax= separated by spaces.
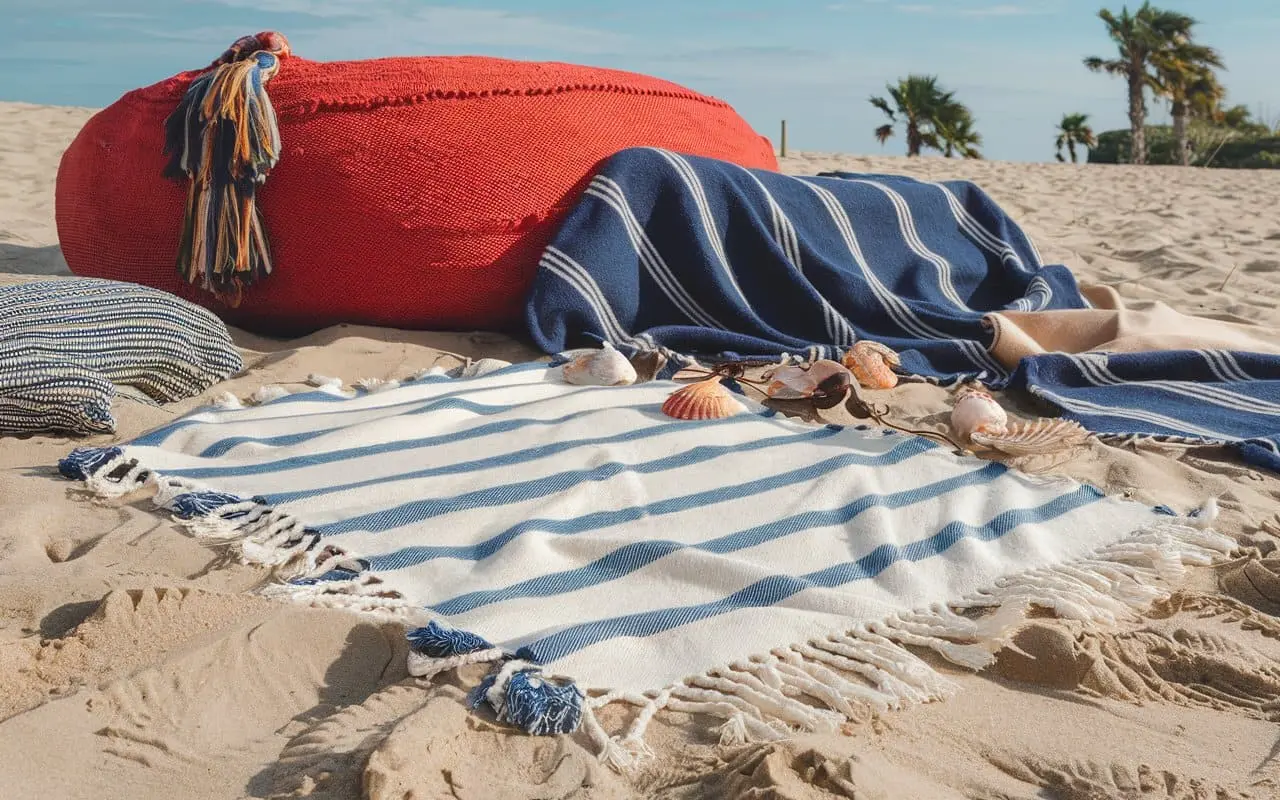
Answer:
xmin=525 ymin=148 xmax=1280 ymax=473
xmin=1013 ymin=351 xmax=1280 ymax=473
xmin=525 ymin=148 xmax=1086 ymax=384
xmin=60 ymin=363 xmax=1231 ymax=755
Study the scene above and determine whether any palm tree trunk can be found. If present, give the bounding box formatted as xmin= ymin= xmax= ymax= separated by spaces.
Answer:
xmin=1171 ymin=100 xmax=1191 ymax=166
xmin=906 ymin=122 xmax=922 ymax=157
xmin=1068 ymin=140 xmax=1078 ymax=163
xmin=1127 ymin=68 xmax=1147 ymax=165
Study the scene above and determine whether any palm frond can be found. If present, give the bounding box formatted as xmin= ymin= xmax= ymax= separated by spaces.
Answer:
xmin=868 ymin=95 xmax=897 ymax=120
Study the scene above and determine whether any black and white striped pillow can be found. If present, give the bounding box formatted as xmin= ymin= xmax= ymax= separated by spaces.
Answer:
xmin=0 ymin=278 xmax=244 ymax=435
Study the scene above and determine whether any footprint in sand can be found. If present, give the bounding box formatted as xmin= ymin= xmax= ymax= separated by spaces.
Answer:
xmin=1220 ymin=556 xmax=1280 ymax=616
xmin=994 ymin=597 xmax=1280 ymax=722
xmin=1242 ymin=260 xmax=1280 ymax=274
xmin=637 ymin=737 xmax=962 ymax=800
xmin=985 ymin=750 xmax=1262 ymax=799
xmin=362 ymin=690 xmax=617 ymax=800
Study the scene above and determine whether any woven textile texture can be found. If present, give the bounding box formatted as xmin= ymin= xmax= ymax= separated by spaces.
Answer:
xmin=55 ymin=53 xmax=777 ymax=336
xmin=58 ymin=363 xmax=1232 ymax=753
xmin=526 ymin=150 xmax=1081 ymax=381
xmin=0 ymin=279 xmax=243 ymax=435
xmin=525 ymin=151 xmax=1280 ymax=473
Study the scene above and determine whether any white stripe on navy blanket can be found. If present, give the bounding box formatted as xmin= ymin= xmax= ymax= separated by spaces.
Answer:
xmin=798 ymin=179 xmax=1007 ymax=377
xmin=584 ymin=176 xmax=729 ymax=331
xmin=838 ymin=177 xmax=969 ymax=311
xmin=88 ymin=364 xmax=1192 ymax=697
xmin=1068 ymin=353 xmax=1280 ymax=416
xmin=528 ymin=148 xmax=1079 ymax=383
xmin=732 ymin=165 xmax=858 ymax=347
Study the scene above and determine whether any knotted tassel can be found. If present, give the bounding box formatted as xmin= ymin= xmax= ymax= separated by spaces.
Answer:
xmin=163 ymin=31 xmax=291 ymax=307
xmin=57 ymin=446 xmax=124 ymax=481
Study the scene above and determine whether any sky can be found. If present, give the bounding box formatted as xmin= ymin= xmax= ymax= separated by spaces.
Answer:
xmin=2 ymin=0 xmax=1277 ymax=162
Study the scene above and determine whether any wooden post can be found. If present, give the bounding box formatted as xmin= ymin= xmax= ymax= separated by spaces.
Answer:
xmin=780 ymin=120 xmax=788 ymax=158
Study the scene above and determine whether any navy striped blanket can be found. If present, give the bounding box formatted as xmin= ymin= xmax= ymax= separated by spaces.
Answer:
xmin=525 ymin=148 xmax=1086 ymax=384
xmin=525 ymin=149 xmax=1280 ymax=472
xmin=59 ymin=364 xmax=1233 ymax=759
xmin=1013 ymin=351 xmax=1280 ymax=473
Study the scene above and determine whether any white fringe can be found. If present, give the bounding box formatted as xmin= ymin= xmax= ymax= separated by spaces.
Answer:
xmin=574 ymin=518 xmax=1234 ymax=769
xmin=71 ymin=452 xmax=1237 ymax=772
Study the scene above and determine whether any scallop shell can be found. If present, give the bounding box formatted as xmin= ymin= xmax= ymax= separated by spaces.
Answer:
xmin=562 ymin=342 xmax=637 ymax=386
xmin=842 ymin=341 xmax=901 ymax=389
xmin=661 ymin=378 xmax=745 ymax=420
xmin=764 ymin=360 xmax=852 ymax=400
xmin=950 ymin=388 xmax=1008 ymax=440
xmin=969 ymin=418 xmax=1089 ymax=457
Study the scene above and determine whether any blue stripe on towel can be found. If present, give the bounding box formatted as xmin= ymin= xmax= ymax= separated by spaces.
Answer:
xmin=319 ymin=424 xmax=851 ymax=536
xmin=430 ymin=460 xmax=1004 ymax=614
xmin=520 ymin=484 xmax=1106 ymax=663
xmin=365 ymin=435 xmax=936 ymax=570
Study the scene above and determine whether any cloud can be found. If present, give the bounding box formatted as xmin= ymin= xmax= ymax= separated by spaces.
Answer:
xmin=894 ymin=3 xmax=1047 ymax=16
xmin=202 ymin=0 xmax=632 ymax=55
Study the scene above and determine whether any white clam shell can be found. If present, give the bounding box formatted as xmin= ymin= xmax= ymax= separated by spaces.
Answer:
xmin=562 ymin=342 xmax=638 ymax=386
xmin=950 ymin=389 xmax=1008 ymax=439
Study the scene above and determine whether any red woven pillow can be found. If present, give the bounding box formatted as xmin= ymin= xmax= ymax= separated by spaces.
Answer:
xmin=55 ymin=37 xmax=777 ymax=336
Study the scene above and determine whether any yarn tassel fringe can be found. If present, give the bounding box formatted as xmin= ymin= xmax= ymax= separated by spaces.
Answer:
xmin=163 ymin=31 xmax=291 ymax=306
xmin=58 ymin=444 xmax=1236 ymax=770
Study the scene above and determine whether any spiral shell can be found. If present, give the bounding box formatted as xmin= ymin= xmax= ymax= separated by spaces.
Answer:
xmin=661 ymin=378 xmax=745 ymax=420
xmin=950 ymin=388 xmax=1008 ymax=440
xmin=562 ymin=342 xmax=637 ymax=386
xmin=842 ymin=341 xmax=901 ymax=389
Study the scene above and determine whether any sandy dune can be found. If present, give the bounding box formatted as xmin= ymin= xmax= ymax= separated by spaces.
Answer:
xmin=3 ymin=100 xmax=1280 ymax=799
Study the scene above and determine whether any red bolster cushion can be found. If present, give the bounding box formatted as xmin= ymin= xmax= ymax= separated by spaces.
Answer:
xmin=55 ymin=54 xmax=777 ymax=336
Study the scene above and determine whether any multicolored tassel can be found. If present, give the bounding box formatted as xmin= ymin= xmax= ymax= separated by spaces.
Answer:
xmin=163 ymin=31 xmax=291 ymax=307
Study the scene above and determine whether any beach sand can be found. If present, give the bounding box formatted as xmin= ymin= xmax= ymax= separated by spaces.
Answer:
xmin=3 ymin=99 xmax=1280 ymax=799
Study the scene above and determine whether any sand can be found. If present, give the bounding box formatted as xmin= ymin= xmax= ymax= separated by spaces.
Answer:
xmin=3 ymin=99 xmax=1280 ymax=799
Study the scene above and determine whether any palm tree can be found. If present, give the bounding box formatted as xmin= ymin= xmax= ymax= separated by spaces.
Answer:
xmin=869 ymin=75 xmax=952 ymax=157
xmin=935 ymin=103 xmax=983 ymax=159
xmin=1151 ymin=29 xmax=1224 ymax=166
xmin=1083 ymin=2 xmax=1198 ymax=165
xmin=1055 ymin=113 xmax=1097 ymax=163
xmin=1221 ymin=104 xmax=1253 ymax=129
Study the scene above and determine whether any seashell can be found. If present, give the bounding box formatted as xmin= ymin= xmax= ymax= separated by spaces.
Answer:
xmin=629 ymin=350 xmax=668 ymax=383
xmin=842 ymin=341 xmax=901 ymax=389
xmin=456 ymin=358 xmax=512 ymax=379
xmin=211 ymin=391 xmax=243 ymax=409
xmin=562 ymin=342 xmax=637 ymax=386
xmin=356 ymin=377 xmax=401 ymax=393
xmin=969 ymin=418 xmax=1089 ymax=457
xmin=306 ymin=373 xmax=344 ymax=389
xmin=950 ymin=388 xmax=1008 ymax=440
xmin=764 ymin=360 xmax=852 ymax=400
xmin=661 ymin=377 xmax=745 ymax=420
xmin=250 ymin=384 xmax=291 ymax=404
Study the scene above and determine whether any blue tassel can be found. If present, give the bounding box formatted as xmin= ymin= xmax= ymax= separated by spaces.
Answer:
xmin=169 ymin=490 xmax=248 ymax=519
xmin=469 ymin=671 xmax=501 ymax=710
xmin=289 ymin=567 xmax=362 ymax=586
xmin=406 ymin=621 xmax=495 ymax=658
xmin=502 ymin=668 xmax=584 ymax=735
xmin=58 ymin=446 xmax=124 ymax=481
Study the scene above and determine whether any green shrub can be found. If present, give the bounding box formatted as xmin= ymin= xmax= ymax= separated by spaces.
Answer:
xmin=1087 ymin=124 xmax=1280 ymax=168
